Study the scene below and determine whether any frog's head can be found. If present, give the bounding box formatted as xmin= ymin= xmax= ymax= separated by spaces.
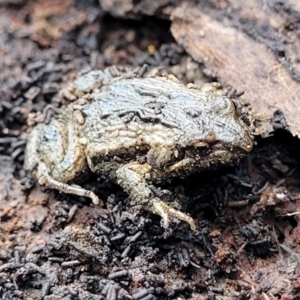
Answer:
xmin=207 ymin=95 xmax=254 ymax=153
xmin=185 ymin=94 xmax=254 ymax=157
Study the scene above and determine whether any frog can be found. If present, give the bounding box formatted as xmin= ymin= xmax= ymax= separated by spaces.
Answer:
xmin=24 ymin=66 xmax=254 ymax=230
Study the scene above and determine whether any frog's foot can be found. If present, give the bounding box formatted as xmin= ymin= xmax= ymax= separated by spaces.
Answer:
xmin=144 ymin=198 xmax=196 ymax=230
xmin=116 ymin=161 xmax=196 ymax=230
xmin=37 ymin=162 xmax=103 ymax=206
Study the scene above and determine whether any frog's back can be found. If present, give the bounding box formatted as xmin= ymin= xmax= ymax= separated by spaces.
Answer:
xmin=79 ymin=75 xmax=252 ymax=175
xmin=83 ymin=77 xmax=210 ymax=126
xmin=81 ymin=76 xmax=219 ymax=148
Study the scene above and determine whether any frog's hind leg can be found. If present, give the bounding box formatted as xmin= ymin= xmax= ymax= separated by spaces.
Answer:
xmin=116 ymin=161 xmax=196 ymax=230
xmin=36 ymin=162 xmax=102 ymax=206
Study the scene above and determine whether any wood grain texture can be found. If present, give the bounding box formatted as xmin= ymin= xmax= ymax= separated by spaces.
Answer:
xmin=171 ymin=1 xmax=300 ymax=136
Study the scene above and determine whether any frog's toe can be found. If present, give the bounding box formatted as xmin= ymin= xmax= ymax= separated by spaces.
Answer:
xmin=144 ymin=198 xmax=196 ymax=230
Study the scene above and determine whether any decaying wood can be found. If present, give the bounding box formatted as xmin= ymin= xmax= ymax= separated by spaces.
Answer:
xmin=171 ymin=1 xmax=300 ymax=136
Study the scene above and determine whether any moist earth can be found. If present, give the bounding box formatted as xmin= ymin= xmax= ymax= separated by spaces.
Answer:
xmin=1 ymin=1 xmax=300 ymax=299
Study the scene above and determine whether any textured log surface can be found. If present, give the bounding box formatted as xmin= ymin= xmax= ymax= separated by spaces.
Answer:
xmin=171 ymin=0 xmax=300 ymax=136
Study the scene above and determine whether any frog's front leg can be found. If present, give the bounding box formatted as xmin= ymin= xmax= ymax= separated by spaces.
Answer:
xmin=36 ymin=162 xmax=102 ymax=206
xmin=116 ymin=161 xmax=196 ymax=230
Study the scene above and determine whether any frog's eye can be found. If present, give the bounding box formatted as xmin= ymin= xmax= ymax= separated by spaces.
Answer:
xmin=213 ymin=97 xmax=235 ymax=115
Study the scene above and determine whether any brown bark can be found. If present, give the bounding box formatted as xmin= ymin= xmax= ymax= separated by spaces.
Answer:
xmin=171 ymin=0 xmax=300 ymax=136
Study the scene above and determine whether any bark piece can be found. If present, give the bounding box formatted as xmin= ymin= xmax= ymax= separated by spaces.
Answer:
xmin=171 ymin=2 xmax=300 ymax=136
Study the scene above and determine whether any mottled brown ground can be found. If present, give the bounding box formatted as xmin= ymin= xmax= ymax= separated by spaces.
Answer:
xmin=1 ymin=1 xmax=300 ymax=299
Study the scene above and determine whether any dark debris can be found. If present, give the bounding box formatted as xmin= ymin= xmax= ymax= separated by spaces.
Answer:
xmin=1 ymin=0 xmax=300 ymax=299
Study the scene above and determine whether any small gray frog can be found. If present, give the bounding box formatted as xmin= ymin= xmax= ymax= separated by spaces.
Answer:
xmin=24 ymin=66 xmax=254 ymax=230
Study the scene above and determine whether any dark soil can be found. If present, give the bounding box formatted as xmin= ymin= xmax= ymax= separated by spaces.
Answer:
xmin=1 ymin=1 xmax=300 ymax=299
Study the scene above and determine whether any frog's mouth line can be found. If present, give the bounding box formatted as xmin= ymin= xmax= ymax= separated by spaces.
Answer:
xmin=182 ymin=142 xmax=249 ymax=164
xmin=187 ymin=135 xmax=253 ymax=154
